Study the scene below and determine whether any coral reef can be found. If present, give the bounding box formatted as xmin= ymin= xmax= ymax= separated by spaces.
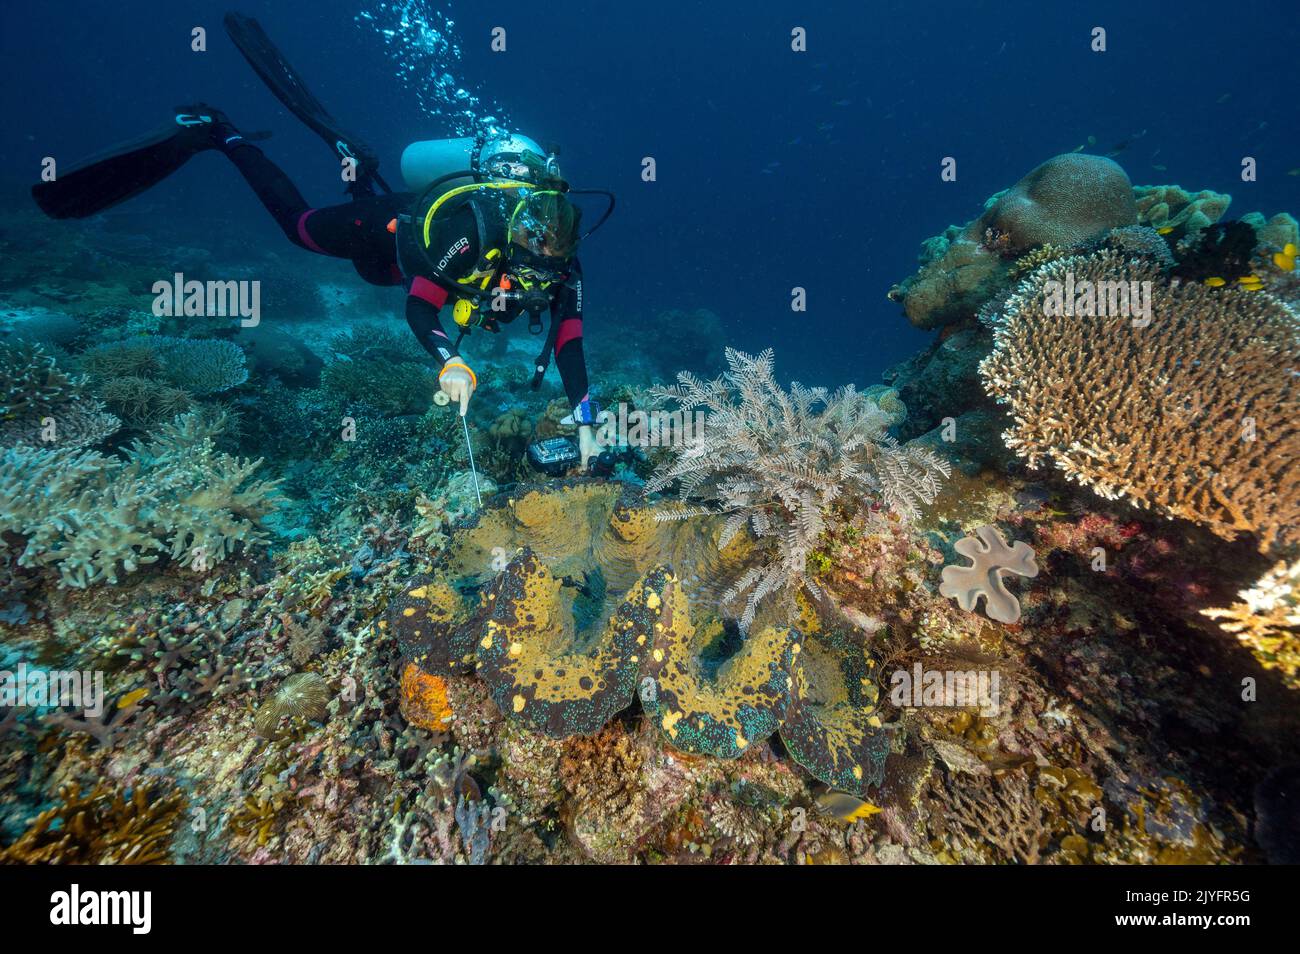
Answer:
xmin=0 ymin=410 xmax=281 ymax=586
xmin=647 ymin=347 xmax=949 ymax=625
xmin=981 ymin=249 xmax=1299 ymax=552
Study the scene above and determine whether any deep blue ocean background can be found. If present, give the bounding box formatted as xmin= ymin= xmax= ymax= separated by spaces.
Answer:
xmin=3 ymin=0 xmax=1297 ymax=388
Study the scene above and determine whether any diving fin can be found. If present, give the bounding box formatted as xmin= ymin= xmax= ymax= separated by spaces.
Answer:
xmin=32 ymin=107 xmax=228 ymax=220
xmin=223 ymin=11 xmax=390 ymax=196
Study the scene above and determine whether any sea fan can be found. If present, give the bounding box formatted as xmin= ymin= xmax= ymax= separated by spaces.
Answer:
xmin=647 ymin=348 xmax=950 ymax=627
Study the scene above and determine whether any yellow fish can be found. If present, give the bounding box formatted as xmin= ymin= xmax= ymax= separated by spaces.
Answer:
xmin=1275 ymin=243 xmax=1297 ymax=272
xmin=1156 ymin=225 xmax=1175 ymax=235
xmin=1237 ymin=275 xmax=1262 ymax=285
xmin=1204 ymin=276 xmax=1226 ymax=287
xmin=815 ymin=790 xmax=884 ymax=821
xmin=117 ymin=687 xmax=149 ymax=709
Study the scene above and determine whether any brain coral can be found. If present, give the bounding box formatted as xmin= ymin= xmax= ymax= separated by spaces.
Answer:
xmin=894 ymin=154 xmax=1139 ymax=329
xmin=979 ymin=154 xmax=1137 ymax=250
xmin=981 ymin=249 xmax=1300 ymax=552
xmin=388 ymin=481 xmax=893 ymax=796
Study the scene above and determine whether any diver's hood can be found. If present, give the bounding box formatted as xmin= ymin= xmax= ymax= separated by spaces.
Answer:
xmin=400 ymin=133 xmax=553 ymax=192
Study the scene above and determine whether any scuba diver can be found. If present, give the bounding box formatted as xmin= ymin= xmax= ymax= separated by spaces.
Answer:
xmin=31 ymin=13 xmax=615 ymax=470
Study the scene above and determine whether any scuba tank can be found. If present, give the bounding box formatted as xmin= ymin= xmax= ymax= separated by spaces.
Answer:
xmin=399 ymin=132 xmax=552 ymax=192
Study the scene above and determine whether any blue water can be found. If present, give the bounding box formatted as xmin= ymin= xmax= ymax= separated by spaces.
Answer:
xmin=3 ymin=0 xmax=1297 ymax=386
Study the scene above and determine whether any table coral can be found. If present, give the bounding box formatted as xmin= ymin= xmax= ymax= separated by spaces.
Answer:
xmin=981 ymin=249 xmax=1300 ymax=552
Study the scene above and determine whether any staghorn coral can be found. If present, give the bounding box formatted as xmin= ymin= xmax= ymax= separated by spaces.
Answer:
xmin=1202 ymin=560 xmax=1300 ymax=689
xmin=0 ymin=781 xmax=186 ymax=864
xmin=981 ymin=249 xmax=1300 ymax=552
xmin=939 ymin=525 xmax=1040 ymax=624
xmin=0 ymin=409 xmax=281 ymax=587
xmin=647 ymin=348 xmax=949 ymax=627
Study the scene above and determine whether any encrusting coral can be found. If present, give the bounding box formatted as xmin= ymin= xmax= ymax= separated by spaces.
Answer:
xmin=646 ymin=347 xmax=949 ymax=627
xmin=981 ymin=248 xmax=1300 ymax=552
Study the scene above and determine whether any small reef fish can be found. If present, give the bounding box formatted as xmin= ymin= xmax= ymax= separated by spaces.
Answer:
xmin=1216 ymin=92 xmax=1232 ymax=104
xmin=1152 ymin=164 xmax=1168 ymax=172
xmin=1204 ymin=276 xmax=1227 ymax=287
xmin=1288 ymin=168 xmax=1300 ymax=177
xmin=1157 ymin=226 xmax=1176 ymax=235
xmin=815 ymin=789 xmax=883 ymax=821
xmin=1274 ymin=243 xmax=1297 ymax=272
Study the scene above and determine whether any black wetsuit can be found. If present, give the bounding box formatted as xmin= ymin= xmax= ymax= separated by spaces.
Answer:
xmin=225 ymin=142 xmax=590 ymax=408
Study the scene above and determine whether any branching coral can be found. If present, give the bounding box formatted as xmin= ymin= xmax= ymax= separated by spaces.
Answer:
xmin=647 ymin=348 xmax=950 ymax=626
xmin=0 ymin=781 xmax=186 ymax=864
xmin=82 ymin=335 xmax=248 ymax=394
xmin=0 ymin=340 xmax=120 ymax=448
xmin=0 ymin=409 xmax=281 ymax=587
xmin=981 ymin=249 xmax=1300 ymax=552
xmin=1202 ymin=560 xmax=1300 ymax=688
